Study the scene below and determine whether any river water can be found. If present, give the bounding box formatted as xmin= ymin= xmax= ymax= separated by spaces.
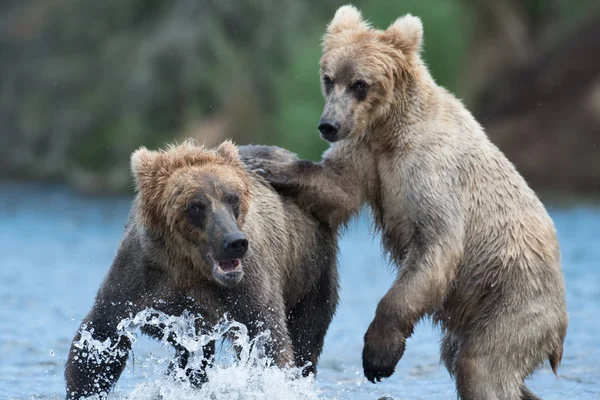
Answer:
xmin=1 ymin=183 xmax=598 ymax=399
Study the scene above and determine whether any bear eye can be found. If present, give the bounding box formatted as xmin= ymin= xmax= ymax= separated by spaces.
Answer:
xmin=188 ymin=202 xmax=204 ymax=215
xmin=351 ymin=80 xmax=368 ymax=91
xmin=350 ymin=79 xmax=369 ymax=101
xmin=187 ymin=202 xmax=206 ymax=226
xmin=322 ymin=75 xmax=333 ymax=91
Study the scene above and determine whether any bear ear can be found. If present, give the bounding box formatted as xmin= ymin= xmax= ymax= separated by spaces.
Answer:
xmin=216 ymin=140 xmax=240 ymax=163
xmin=383 ymin=14 xmax=424 ymax=55
xmin=327 ymin=5 xmax=367 ymax=35
xmin=131 ymin=147 xmax=161 ymax=190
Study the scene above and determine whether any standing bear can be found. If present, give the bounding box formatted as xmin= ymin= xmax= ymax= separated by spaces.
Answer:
xmin=248 ymin=5 xmax=568 ymax=400
xmin=64 ymin=141 xmax=339 ymax=399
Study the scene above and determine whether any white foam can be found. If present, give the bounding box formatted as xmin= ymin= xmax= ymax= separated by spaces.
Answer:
xmin=76 ymin=308 xmax=321 ymax=400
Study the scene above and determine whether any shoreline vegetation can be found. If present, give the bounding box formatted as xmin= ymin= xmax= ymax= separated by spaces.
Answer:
xmin=1 ymin=0 xmax=598 ymax=196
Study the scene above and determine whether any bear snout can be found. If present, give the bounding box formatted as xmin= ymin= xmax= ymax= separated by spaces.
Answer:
xmin=211 ymin=232 xmax=247 ymax=287
xmin=222 ymin=231 xmax=248 ymax=259
xmin=318 ymin=119 xmax=340 ymax=142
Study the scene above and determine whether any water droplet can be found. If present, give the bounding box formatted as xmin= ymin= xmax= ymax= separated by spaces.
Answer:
xmin=49 ymin=349 xmax=55 ymax=356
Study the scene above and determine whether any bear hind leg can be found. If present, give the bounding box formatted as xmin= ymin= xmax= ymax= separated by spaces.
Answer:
xmin=440 ymin=332 xmax=459 ymax=377
xmin=455 ymin=354 xmax=522 ymax=400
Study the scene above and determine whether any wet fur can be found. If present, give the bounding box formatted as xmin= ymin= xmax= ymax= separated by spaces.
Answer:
xmin=64 ymin=142 xmax=339 ymax=399
xmin=247 ymin=5 xmax=568 ymax=399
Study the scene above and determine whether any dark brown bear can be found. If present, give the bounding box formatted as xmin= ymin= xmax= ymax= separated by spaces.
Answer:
xmin=64 ymin=141 xmax=339 ymax=399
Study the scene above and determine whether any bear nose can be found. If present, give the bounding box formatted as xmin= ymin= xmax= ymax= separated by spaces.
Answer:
xmin=222 ymin=232 xmax=248 ymax=257
xmin=318 ymin=119 xmax=340 ymax=139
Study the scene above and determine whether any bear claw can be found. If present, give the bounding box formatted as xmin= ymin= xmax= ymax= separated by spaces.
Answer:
xmin=363 ymin=362 xmax=395 ymax=383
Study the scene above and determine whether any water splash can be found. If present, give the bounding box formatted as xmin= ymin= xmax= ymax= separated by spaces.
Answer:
xmin=74 ymin=308 xmax=320 ymax=400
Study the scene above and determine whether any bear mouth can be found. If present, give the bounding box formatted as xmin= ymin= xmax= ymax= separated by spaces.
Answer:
xmin=213 ymin=258 xmax=243 ymax=274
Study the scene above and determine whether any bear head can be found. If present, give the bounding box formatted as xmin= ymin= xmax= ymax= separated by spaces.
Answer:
xmin=318 ymin=5 xmax=425 ymax=142
xmin=131 ymin=139 xmax=252 ymax=288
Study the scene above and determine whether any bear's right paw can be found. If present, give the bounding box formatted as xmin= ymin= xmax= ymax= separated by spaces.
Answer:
xmin=362 ymin=321 xmax=406 ymax=383
xmin=243 ymin=159 xmax=296 ymax=193
xmin=362 ymin=350 xmax=397 ymax=383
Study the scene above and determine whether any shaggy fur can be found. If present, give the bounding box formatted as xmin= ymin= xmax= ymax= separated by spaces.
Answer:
xmin=64 ymin=141 xmax=339 ymax=399
xmin=247 ymin=5 xmax=568 ymax=399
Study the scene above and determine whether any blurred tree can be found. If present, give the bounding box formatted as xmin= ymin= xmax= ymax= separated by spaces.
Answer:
xmin=0 ymin=0 xmax=473 ymax=191
xmin=0 ymin=0 xmax=598 ymax=195
xmin=0 ymin=0 xmax=317 ymax=192
xmin=465 ymin=0 xmax=600 ymax=194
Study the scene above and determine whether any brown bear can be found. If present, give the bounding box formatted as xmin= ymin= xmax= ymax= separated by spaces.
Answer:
xmin=246 ymin=5 xmax=568 ymax=400
xmin=64 ymin=141 xmax=339 ymax=399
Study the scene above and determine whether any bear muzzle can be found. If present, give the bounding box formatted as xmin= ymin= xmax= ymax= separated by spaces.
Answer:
xmin=211 ymin=231 xmax=247 ymax=287
xmin=318 ymin=119 xmax=341 ymax=142
xmin=212 ymin=257 xmax=244 ymax=287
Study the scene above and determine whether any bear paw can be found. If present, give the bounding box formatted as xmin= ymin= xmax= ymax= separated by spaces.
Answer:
xmin=362 ymin=323 xmax=406 ymax=383
xmin=242 ymin=158 xmax=295 ymax=192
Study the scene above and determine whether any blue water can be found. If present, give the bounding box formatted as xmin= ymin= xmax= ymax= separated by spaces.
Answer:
xmin=1 ymin=183 xmax=599 ymax=399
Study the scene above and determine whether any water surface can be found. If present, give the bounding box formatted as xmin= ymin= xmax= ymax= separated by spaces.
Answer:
xmin=1 ymin=184 xmax=598 ymax=399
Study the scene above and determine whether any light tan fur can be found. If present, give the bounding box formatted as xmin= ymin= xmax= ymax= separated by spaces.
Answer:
xmin=132 ymin=140 xmax=252 ymax=232
xmin=247 ymin=5 xmax=568 ymax=399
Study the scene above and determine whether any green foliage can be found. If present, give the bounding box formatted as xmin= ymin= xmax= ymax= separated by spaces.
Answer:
xmin=11 ymin=0 xmax=594 ymax=193
xmin=270 ymin=29 xmax=328 ymax=161
xmin=0 ymin=0 xmax=309 ymax=189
